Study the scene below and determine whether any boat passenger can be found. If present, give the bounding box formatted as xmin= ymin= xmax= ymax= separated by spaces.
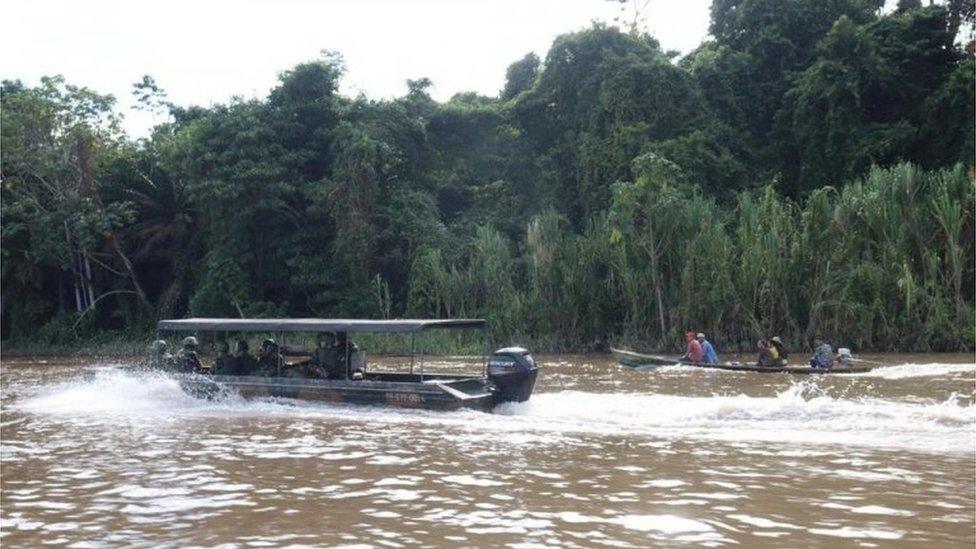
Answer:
xmin=770 ymin=336 xmax=789 ymax=366
xmin=176 ymin=336 xmax=203 ymax=373
xmin=256 ymin=339 xmax=283 ymax=377
xmin=148 ymin=339 xmax=174 ymax=369
xmin=307 ymin=332 xmax=338 ymax=379
xmin=835 ymin=347 xmax=854 ymax=367
xmin=333 ymin=332 xmax=362 ymax=379
xmin=697 ymin=333 xmax=718 ymax=364
xmin=234 ymin=339 xmax=259 ymax=375
xmin=756 ymin=339 xmax=778 ymax=368
xmin=680 ymin=331 xmax=704 ymax=363
xmin=211 ymin=340 xmax=238 ymax=375
xmin=810 ymin=339 xmax=833 ymax=369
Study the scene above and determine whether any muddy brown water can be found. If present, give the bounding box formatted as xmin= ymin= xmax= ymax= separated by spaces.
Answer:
xmin=1 ymin=353 xmax=974 ymax=547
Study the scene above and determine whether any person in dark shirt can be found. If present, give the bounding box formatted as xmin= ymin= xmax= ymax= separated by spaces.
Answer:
xmin=234 ymin=339 xmax=259 ymax=376
xmin=308 ymin=333 xmax=337 ymax=379
xmin=256 ymin=338 xmax=283 ymax=377
xmin=211 ymin=340 xmax=238 ymax=375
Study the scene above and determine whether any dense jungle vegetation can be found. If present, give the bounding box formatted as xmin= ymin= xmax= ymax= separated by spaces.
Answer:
xmin=2 ymin=0 xmax=974 ymax=352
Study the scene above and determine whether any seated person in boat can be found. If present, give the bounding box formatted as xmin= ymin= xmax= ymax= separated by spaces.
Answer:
xmin=809 ymin=339 xmax=833 ymax=369
xmin=756 ymin=339 xmax=779 ymax=368
xmin=770 ymin=336 xmax=789 ymax=367
xmin=148 ymin=339 xmax=174 ymax=370
xmin=680 ymin=331 xmax=704 ymax=363
xmin=234 ymin=339 xmax=259 ymax=375
xmin=176 ymin=336 xmax=203 ymax=373
xmin=306 ymin=332 xmax=339 ymax=379
xmin=256 ymin=338 xmax=284 ymax=376
xmin=835 ymin=347 xmax=854 ymax=367
xmin=325 ymin=333 xmax=364 ymax=379
xmin=211 ymin=340 xmax=238 ymax=375
xmin=697 ymin=333 xmax=718 ymax=364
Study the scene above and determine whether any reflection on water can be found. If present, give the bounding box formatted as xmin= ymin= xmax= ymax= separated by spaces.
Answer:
xmin=2 ymin=354 xmax=974 ymax=547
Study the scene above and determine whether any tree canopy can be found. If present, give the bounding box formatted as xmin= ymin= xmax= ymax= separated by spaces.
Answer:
xmin=2 ymin=2 xmax=973 ymax=352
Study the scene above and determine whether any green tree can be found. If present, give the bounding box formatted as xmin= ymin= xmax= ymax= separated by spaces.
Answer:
xmin=501 ymin=53 xmax=540 ymax=100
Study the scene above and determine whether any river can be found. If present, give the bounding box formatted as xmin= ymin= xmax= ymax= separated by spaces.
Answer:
xmin=1 ymin=353 xmax=974 ymax=547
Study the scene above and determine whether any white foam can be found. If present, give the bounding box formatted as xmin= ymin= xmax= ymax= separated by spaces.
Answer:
xmin=14 ymin=369 xmax=976 ymax=455
xmin=441 ymin=475 xmax=506 ymax=487
xmin=17 ymin=369 xmax=212 ymax=416
xmin=855 ymin=362 xmax=975 ymax=380
xmin=496 ymin=383 xmax=975 ymax=453
xmin=612 ymin=514 xmax=713 ymax=534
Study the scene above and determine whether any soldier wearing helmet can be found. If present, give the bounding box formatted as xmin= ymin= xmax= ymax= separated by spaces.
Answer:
xmin=234 ymin=339 xmax=258 ymax=376
xmin=148 ymin=339 xmax=174 ymax=370
xmin=211 ymin=340 xmax=237 ymax=375
xmin=307 ymin=332 xmax=338 ymax=379
xmin=256 ymin=338 xmax=282 ymax=377
xmin=176 ymin=336 xmax=203 ymax=373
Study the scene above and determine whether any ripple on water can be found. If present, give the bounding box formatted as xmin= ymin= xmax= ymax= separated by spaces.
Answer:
xmin=2 ymin=358 xmax=974 ymax=547
xmin=808 ymin=526 xmax=904 ymax=540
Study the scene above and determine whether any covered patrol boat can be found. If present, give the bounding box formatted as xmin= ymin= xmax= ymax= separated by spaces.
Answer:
xmin=151 ymin=318 xmax=539 ymax=412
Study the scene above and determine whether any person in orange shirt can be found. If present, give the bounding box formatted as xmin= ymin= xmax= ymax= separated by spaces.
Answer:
xmin=680 ymin=331 xmax=704 ymax=363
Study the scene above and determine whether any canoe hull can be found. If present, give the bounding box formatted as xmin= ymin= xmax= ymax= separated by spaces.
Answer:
xmin=610 ymin=347 xmax=872 ymax=374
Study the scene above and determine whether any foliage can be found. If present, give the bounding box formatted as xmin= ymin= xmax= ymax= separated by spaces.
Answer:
xmin=2 ymin=5 xmax=973 ymax=352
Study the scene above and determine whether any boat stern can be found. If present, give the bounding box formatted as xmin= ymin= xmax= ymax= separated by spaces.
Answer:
xmin=488 ymin=347 xmax=539 ymax=404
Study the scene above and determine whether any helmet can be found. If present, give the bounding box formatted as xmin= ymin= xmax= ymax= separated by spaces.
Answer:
xmin=150 ymin=340 xmax=168 ymax=354
xmin=262 ymin=338 xmax=278 ymax=349
xmin=771 ymin=336 xmax=782 ymax=344
xmin=696 ymin=333 xmax=705 ymax=339
xmin=182 ymin=336 xmax=199 ymax=348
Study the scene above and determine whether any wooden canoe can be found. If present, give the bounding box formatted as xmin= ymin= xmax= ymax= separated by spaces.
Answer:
xmin=611 ymin=347 xmax=873 ymax=374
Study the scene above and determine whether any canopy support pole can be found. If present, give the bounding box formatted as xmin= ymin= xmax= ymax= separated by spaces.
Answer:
xmin=483 ymin=325 xmax=490 ymax=377
xmin=409 ymin=333 xmax=416 ymax=375
xmin=419 ymin=345 xmax=425 ymax=383
xmin=277 ymin=331 xmax=283 ymax=377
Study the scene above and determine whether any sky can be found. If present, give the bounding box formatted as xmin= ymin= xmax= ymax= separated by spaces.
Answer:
xmin=2 ymin=0 xmax=711 ymax=136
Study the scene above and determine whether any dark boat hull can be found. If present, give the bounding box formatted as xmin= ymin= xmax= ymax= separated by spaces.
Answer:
xmin=83 ymin=367 xmax=519 ymax=412
xmin=180 ymin=373 xmax=499 ymax=411
xmin=611 ymin=347 xmax=873 ymax=374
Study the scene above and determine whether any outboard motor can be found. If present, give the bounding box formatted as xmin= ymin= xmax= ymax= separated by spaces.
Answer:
xmin=488 ymin=347 xmax=539 ymax=404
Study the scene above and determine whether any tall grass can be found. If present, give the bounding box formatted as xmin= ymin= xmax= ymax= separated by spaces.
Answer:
xmin=407 ymin=162 xmax=973 ymax=352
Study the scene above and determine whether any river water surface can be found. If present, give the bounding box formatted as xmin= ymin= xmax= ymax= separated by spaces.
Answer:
xmin=2 ymin=353 xmax=974 ymax=547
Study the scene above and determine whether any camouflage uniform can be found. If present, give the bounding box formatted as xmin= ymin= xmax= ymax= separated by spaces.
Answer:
xmin=256 ymin=339 xmax=282 ymax=377
xmin=148 ymin=340 xmax=174 ymax=370
xmin=176 ymin=336 xmax=203 ymax=373
xmin=234 ymin=340 xmax=259 ymax=376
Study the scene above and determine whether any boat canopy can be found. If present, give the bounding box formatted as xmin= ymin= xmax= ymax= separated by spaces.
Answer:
xmin=157 ymin=318 xmax=487 ymax=333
